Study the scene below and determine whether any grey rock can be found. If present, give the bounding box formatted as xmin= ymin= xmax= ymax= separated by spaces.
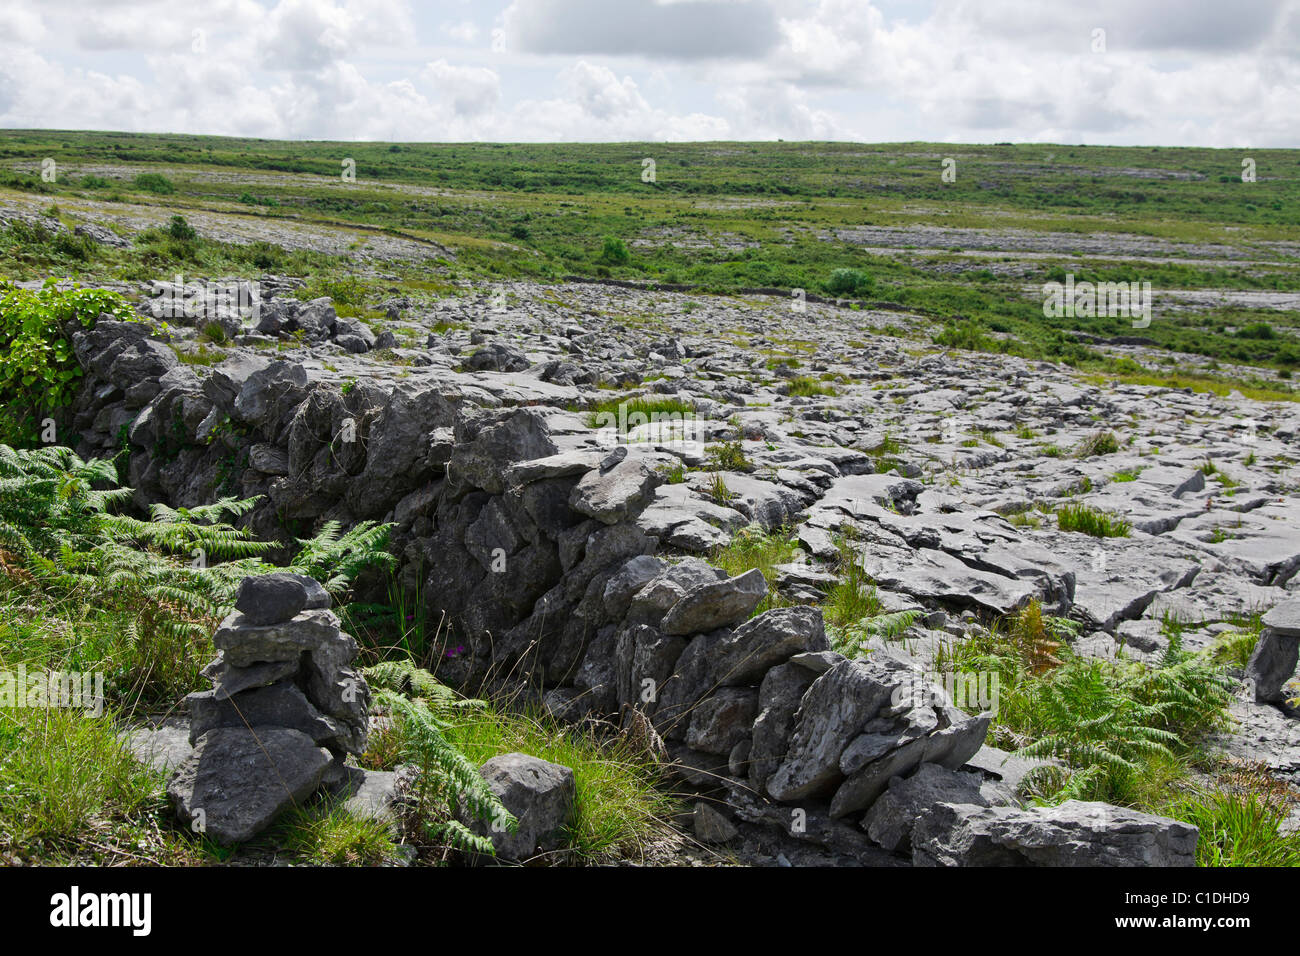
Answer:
xmin=662 ymin=568 xmax=768 ymax=636
xmin=766 ymin=658 xmax=901 ymax=802
xmin=693 ymin=801 xmax=739 ymax=844
xmin=570 ymin=456 xmax=662 ymax=524
xmin=201 ymin=657 xmax=301 ymax=700
xmin=748 ymin=662 xmax=817 ymax=791
xmin=709 ymin=605 xmax=830 ymax=686
xmin=601 ymin=555 xmax=667 ymax=619
xmin=234 ymin=573 xmax=310 ymax=626
xmin=467 ymin=753 xmax=576 ymax=862
xmin=912 ymin=800 xmax=1199 ymax=867
xmin=167 ymin=727 xmax=333 ymax=846
xmin=1245 ymin=623 xmax=1299 ymax=705
xmin=863 ymin=763 xmax=989 ymax=854
xmin=686 ymin=686 xmax=759 ymax=755
xmin=126 ymin=717 xmax=194 ymax=774
xmin=186 ymin=683 xmax=362 ymax=753
xmin=466 ymin=342 xmax=529 ymax=372
xmin=212 ymin=608 xmax=348 ymax=667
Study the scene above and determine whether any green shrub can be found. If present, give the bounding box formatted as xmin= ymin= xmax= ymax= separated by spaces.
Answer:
xmin=933 ymin=319 xmax=994 ymax=352
xmin=600 ymin=236 xmax=630 ymax=265
xmin=0 ymin=281 xmax=135 ymax=444
xmin=825 ymin=267 xmax=873 ymax=297
xmin=1235 ymin=322 xmax=1276 ymax=340
xmin=166 ymin=215 xmax=197 ymax=242
xmin=133 ymin=173 xmax=175 ymax=194
xmin=786 ymin=375 xmax=837 ymax=397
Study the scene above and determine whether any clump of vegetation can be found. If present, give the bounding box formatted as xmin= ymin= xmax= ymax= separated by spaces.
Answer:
xmin=1056 ymin=502 xmax=1131 ymax=538
xmin=710 ymin=526 xmax=797 ymax=615
xmin=941 ymin=608 xmax=1245 ymax=846
xmin=0 ymin=444 xmax=393 ymax=704
xmin=600 ymin=236 xmax=630 ymax=265
xmin=583 ymin=395 xmax=695 ymax=431
xmin=0 ymin=281 xmax=136 ymax=444
xmin=786 ymin=375 xmax=837 ymax=397
xmin=166 ymin=214 xmax=197 ymax=242
xmin=818 ymin=530 xmax=925 ymax=655
xmin=440 ymin=700 xmax=679 ymax=863
xmin=363 ymin=660 xmax=515 ymax=855
xmin=295 ymin=275 xmax=368 ymax=315
xmin=1074 ymin=430 xmax=1122 ymax=457
xmin=825 ymin=267 xmax=873 ymax=297
xmin=133 ymin=172 xmax=175 ymax=194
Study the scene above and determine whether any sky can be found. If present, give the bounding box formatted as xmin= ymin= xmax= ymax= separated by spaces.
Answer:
xmin=0 ymin=0 xmax=1297 ymax=146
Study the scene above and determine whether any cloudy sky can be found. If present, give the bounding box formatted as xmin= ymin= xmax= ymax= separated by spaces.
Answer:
xmin=1 ymin=0 xmax=1297 ymax=145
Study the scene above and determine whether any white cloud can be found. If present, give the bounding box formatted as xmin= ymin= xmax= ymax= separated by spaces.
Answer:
xmin=0 ymin=0 xmax=1295 ymax=144
xmin=442 ymin=19 xmax=479 ymax=43
xmin=505 ymin=0 xmax=781 ymax=60
xmin=424 ymin=59 xmax=500 ymax=116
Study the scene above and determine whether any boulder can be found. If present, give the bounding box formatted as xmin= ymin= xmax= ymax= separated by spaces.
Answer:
xmin=1245 ymin=600 xmax=1300 ymax=705
xmin=465 ymin=342 xmax=529 ymax=372
xmin=912 ymin=800 xmax=1199 ymax=867
xmin=468 ymin=753 xmax=577 ymax=862
xmin=766 ymin=658 xmax=900 ymax=802
xmin=686 ymin=687 xmax=759 ymax=755
xmin=661 ymin=568 xmax=768 ymax=636
xmin=708 ymin=605 xmax=830 ymax=686
xmin=748 ymin=661 xmax=817 ymax=791
xmin=693 ymin=801 xmax=739 ymax=844
xmin=570 ymin=456 xmax=662 ymax=525
xmin=167 ymin=727 xmax=333 ymax=846
xmin=862 ymin=763 xmax=988 ymax=854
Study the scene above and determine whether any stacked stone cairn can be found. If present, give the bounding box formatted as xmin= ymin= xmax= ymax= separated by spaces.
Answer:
xmin=167 ymin=572 xmax=372 ymax=845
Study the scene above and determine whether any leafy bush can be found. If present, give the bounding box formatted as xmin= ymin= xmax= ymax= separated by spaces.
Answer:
xmin=166 ymin=215 xmax=198 ymax=242
xmin=1235 ymin=322 xmax=1276 ymax=340
xmin=600 ymin=236 xmax=630 ymax=265
xmin=0 ymin=281 xmax=135 ymax=444
xmin=825 ymin=267 xmax=874 ymax=297
xmin=133 ymin=173 xmax=175 ymax=195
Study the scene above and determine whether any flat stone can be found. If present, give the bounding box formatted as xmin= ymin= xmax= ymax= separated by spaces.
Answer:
xmin=167 ymin=726 xmax=333 ymax=846
xmin=662 ymin=568 xmax=768 ymax=636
